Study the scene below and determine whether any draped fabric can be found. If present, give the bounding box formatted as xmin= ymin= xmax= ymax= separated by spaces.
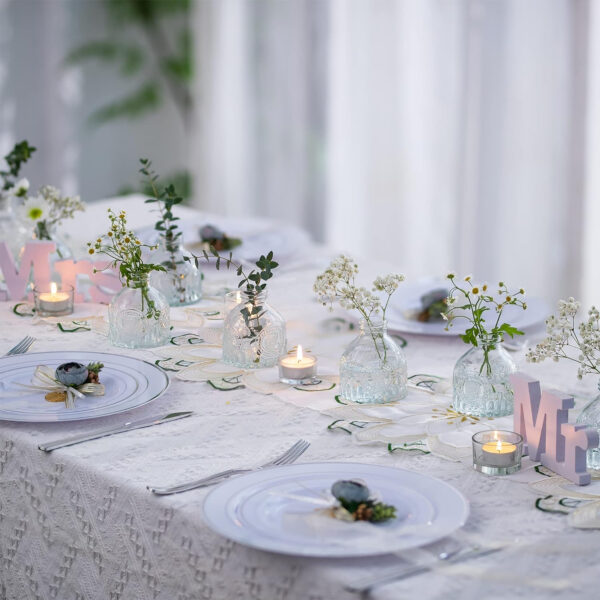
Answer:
xmin=193 ymin=0 xmax=598 ymax=305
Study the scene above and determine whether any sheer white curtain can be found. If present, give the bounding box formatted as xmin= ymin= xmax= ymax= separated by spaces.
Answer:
xmin=194 ymin=0 xmax=595 ymax=304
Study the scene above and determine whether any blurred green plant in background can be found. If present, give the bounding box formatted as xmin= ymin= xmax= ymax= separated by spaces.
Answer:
xmin=65 ymin=0 xmax=192 ymax=199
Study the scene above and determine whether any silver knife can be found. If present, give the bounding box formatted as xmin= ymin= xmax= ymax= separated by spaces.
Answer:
xmin=346 ymin=545 xmax=503 ymax=594
xmin=38 ymin=411 xmax=193 ymax=452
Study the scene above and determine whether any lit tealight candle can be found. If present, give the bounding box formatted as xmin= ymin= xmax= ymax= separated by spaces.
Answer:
xmin=481 ymin=436 xmax=517 ymax=468
xmin=472 ymin=430 xmax=523 ymax=475
xmin=279 ymin=345 xmax=318 ymax=384
xmin=34 ymin=282 xmax=74 ymax=316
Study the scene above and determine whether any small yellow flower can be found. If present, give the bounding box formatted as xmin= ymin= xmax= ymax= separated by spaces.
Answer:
xmin=108 ymin=231 xmax=113 ymax=237
xmin=124 ymin=237 xmax=130 ymax=243
xmin=519 ymin=288 xmax=525 ymax=294
xmin=88 ymin=248 xmax=95 ymax=255
xmin=498 ymin=281 xmax=505 ymax=287
xmin=464 ymin=275 xmax=472 ymax=282
xmin=472 ymin=287 xmax=479 ymax=295
xmin=482 ymin=284 xmax=488 ymax=292
xmin=135 ymin=239 xmax=141 ymax=245
xmin=506 ymin=295 xmax=512 ymax=302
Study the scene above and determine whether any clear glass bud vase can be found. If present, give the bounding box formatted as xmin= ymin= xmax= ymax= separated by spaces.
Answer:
xmin=452 ymin=335 xmax=516 ymax=417
xmin=576 ymin=382 xmax=600 ymax=471
xmin=340 ymin=319 xmax=408 ymax=404
xmin=0 ymin=193 xmax=29 ymax=258
xmin=32 ymin=221 xmax=72 ymax=262
xmin=108 ymin=276 xmax=170 ymax=348
xmin=222 ymin=290 xmax=286 ymax=368
xmin=150 ymin=238 xmax=202 ymax=306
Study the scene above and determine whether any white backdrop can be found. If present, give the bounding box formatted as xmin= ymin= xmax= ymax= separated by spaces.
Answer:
xmin=193 ymin=0 xmax=598 ymax=306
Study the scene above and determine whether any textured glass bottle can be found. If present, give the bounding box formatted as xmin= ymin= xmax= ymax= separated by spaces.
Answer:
xmin=340 ymin=320 xmax=407 ymax=404
xmin=222 ymin=290 xmax=286 ymax=368
xmin=452 ymin=336 xmax=516 ymax=417
xmin=108 ymin=276 xmax=170 ymax=348
xmin=150 ymin=239 xmax=202 ymax=306
xmin=0 ymin=193 xmax=28 ymax=258
xmin=576 ymin=382 xmax=600 ymax=471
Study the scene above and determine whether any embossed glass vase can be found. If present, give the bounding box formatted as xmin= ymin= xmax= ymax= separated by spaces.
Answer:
xmin=222 ymin=290 xmax=286 ymax=368
xmin=0 ymin=193 xmax=28 ymax=258
xmin=339 ymin=319 xmax=407 ymax=404
xmin=150 ymin=238 xmax=202 ymax=306
xmin=108 ymin=276 xmax=170 ymax=349
xmin=575 ymin=382 xmax=600 ymax=471
xmin=452 ymin=335 xmax=516 ymax=417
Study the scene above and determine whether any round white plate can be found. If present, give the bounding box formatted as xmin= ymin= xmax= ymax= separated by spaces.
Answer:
xmin=387 ymin=280 xmax=549 ymax=337
xmin=203 ymin=462 xmax=469 ymax=557
xmin=0 ymin=351 xmax=169 ymax=422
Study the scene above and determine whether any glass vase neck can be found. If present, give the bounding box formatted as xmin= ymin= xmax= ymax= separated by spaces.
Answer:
xmin=359 ymin=319 xmax=387 ymax=334
xmin=128 ymin=275 xmax=149 ymax=289
xmin=477 ymin=333 xmax=501 ymax=348
xmin=241 ymin=289 xmax=267 ymax=303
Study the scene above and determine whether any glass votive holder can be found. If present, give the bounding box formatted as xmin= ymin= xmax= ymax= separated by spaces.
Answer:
xmin=472 ymin=430 xmax=523 ymax=476
xmin=33 ymin=283 xmax=74 ymax=317
xmin=223 ymin=290 xmax=243 ymax=316
xmin=278 ymin=346 xmax=318 ymax=384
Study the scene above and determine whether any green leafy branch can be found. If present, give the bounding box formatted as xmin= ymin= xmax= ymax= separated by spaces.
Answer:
xmin=0 ymin=140 xmax=36 ymax=190
xmin=444 ymin=274 xmax=526 ymax=375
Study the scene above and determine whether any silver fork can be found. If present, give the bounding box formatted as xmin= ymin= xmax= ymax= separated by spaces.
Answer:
xmin=4 ymin=336 xmax=35 ymax=356
xmin=148 ymin=439 xmax=310 ymax=495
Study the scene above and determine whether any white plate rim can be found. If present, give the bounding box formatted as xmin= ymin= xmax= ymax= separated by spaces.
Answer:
xmin=203 ymin=461 xmax=469 ymax=558
xmin=0 ymin=351 xmax=170 ymax=422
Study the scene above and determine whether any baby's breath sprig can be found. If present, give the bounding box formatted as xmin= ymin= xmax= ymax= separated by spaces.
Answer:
xmin=88 ymin=209 xmax=165 ymax=319
xmin=527 ymin=298 xmax=600 ymax=380
xmin=444 ymin=273 xmax=527 ymax=375
xmin=313 ymin=255 xmax=405 ymax=362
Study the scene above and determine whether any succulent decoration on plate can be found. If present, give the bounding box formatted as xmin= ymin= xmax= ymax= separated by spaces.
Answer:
xmin=199 ymin=224 xmax=242 ymax=252
xmin=417 ymin=288 xmax=449 ymax=322
xmin=29 ymin=361 xmax=106 ymax=407
xmin=330 ymin=480 xmax=396 ymax=523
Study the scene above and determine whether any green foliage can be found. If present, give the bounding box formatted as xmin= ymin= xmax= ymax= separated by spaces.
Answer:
xmin=65 ymin=0 xmax=192 ymax=126
xmin=0 ymin=140 xmax=36 ymax=190
xmin=89 ymin=81 xmax=161 ymax=125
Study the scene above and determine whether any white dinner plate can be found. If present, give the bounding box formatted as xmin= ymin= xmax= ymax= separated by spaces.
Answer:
xmin=0 ymin=351 xmax=169 ymax=422
xmin=387 ymin=280 xmax=549 ymax=337
xmin=203 ymin=462 xmax=469 ymax=557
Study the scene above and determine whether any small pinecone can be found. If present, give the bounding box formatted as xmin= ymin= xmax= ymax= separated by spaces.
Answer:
xmin=86 ymin=371 xmax=100 ymax=384
xmin=354 ymin=503 xmax=373 ymax=521
xmin=370 ymin=503 xmax=397 ymax=523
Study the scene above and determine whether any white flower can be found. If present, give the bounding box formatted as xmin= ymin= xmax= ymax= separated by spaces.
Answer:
xmin=9 ymin=178 xmax=29 ymax=198
xmin=21 ymin=195 xmax=50 ymax=222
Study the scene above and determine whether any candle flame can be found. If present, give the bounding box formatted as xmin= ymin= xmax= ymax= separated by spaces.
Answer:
xmin=50 ymin=282 xmax=57 ymax=295
xmin=496 ymin=439 xmax=502 ymax=452
xmin=297 ymin=345 xmax=303 ymax=362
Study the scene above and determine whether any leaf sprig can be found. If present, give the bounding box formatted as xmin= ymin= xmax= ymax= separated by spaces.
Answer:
xmin=88 ymin=209 xmax=165 ymax=318
xmin=0 ymin=140 xmax=36 ymax=190
xmin=444 ymin=274 xmax=526 ymax=374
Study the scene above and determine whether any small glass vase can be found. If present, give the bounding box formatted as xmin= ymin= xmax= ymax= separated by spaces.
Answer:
xmin=32 ymin=221 xmax=72 ymax=262
xmin=452 ymin=335 xmax=516 ymax=417
xmin=0 ymin=193 xmax=29 ymax=258
xmin=222 ymin=290 xmax=286 ymax=368
xmin=150 ymin=238 xmax=202 ymax=306
xmin=108 ymin=277 xmax=170 ymax=349
xmin=339 ymin=319 xmax=407 ymax=404
xmin=575 ymin=382 xmax=600 ymax=471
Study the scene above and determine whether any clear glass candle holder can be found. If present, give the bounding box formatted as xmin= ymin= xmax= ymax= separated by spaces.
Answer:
xmin=33 ymin=283 xmax=74 ymax=317
xmin=223 ymin=290 xmax=243 ymax=316
xmin=472 ymin=430 xmax=523 ymax=476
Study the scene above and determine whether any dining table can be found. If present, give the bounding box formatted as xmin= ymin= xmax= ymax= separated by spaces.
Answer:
xmin=0 ymin=195 xmax=598 ymax=600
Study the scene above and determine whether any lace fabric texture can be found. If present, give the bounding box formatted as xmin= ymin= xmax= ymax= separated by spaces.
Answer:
xmin=1 ymin=273 xmax=600 ymax=600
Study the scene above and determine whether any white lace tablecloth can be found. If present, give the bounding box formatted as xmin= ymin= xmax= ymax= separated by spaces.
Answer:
xmin=1 ymin=208 xmax=599 ymax=599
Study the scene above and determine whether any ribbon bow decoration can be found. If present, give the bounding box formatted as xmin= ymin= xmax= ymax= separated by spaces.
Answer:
xmin=17 ymin=365 xmax=105 ymax=408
